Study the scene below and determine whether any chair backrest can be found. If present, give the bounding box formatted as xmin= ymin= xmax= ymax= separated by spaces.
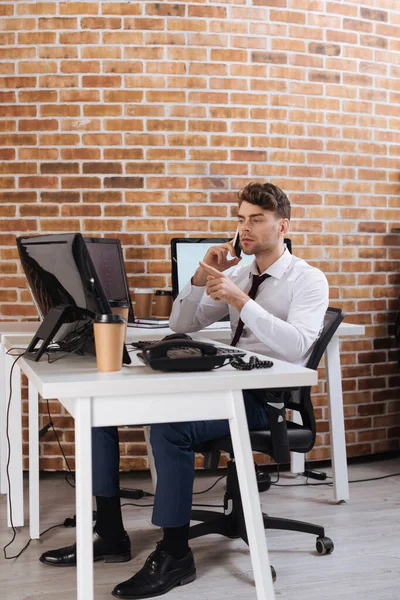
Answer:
xmin=306 ymin=307 xmax=345 ymax=371
xmin=284 ymin=237 xmax=292 ymax=254
xmin=286 ymin=307 xmax=345 ymax=450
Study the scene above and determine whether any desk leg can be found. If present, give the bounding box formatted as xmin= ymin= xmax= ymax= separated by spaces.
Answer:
xmin=29 ymin=383 xmax=39 ymax=539
xmin=325 ymin=336 xmax=349 ymax=503
xmin=229 ymin=390 xmax=275 ymax=600
xmin=5 ymin=352 xmax=24 ymax=528
xmin=143 ymin=426 xmax=157 ymax=492
xmin=0 ymin=342 xmax=7 ymax=495
xmin=290 ymin=410 xmax=304 ymax=474
xmin=75 ymin=398 xmax=94 ymax=600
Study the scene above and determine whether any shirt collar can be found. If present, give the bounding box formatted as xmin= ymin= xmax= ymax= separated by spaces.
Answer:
xmin=249 ymin=248 xmax=292 ymax=280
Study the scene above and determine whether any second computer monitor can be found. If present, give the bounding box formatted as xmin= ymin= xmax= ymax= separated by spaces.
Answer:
xmin=84 ymin=237 xmax=135 ymax=323
xmin=171 ymin=237 xmax=292 ymax=298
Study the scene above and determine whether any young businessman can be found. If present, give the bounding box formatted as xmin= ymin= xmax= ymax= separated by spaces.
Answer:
xmin=39 ymin=182 xmax=329 ymax=600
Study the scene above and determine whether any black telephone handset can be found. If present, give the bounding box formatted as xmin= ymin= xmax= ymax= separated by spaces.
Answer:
xmin=137 ymin=337 xmax=231 ymax=372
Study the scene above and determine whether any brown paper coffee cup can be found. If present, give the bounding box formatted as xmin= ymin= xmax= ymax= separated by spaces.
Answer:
xmin=93 ymin=314 xmax=126 ymax=372
xmin=153 ymin=290 xmax=173 ymax=318
xmin=110 ymin=301 xmax=129 ymax=340
xmin=134 ymin=288 xmax=153 ymax=318
xmin=111 ymin=306 xmax=129 ymax=320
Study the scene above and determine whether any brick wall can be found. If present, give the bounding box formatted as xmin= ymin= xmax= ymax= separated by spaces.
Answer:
xmin=1 ymin=0 xmax=400 ymax=472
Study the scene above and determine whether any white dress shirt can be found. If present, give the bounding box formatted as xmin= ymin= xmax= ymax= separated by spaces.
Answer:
xmin=169 ymin=249 xmax=329 ymax=366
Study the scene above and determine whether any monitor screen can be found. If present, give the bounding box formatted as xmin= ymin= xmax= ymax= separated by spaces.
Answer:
xmin=171 ymin=237 xmax=292 ymax=297
xmin=171 ymin=238 xmax=254 ymax=297
xmin=17 ymin=233 xmax=110 ymax=318
xmin=84 ymin=238 xmax=134 ymax=323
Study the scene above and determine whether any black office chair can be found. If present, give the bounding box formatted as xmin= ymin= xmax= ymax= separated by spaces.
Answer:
xmin=189 ymin=307 xmax=345 ymax=575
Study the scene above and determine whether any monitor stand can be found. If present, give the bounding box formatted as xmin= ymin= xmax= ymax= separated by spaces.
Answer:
xmin=25 ymin=305 xmax=94 ymax=362
xmin=25 ymin=305 xmax=132 ymax=365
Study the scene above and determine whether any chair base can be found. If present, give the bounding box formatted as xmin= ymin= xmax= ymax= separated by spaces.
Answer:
xmin=189 ymin=510 xmax=324 ymax=543
xmin=189 ymin=460 xmax=328 ymax=550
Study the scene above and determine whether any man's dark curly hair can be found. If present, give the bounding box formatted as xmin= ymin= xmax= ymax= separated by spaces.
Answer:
xmin=238 ymin=182 xmax=291 ymax=220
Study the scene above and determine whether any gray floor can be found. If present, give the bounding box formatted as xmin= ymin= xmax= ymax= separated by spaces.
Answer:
xmin=1 ymin=459 xmax=400 ymax=600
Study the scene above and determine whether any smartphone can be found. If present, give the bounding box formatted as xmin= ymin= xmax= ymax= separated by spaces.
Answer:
xmin=233 ymin=227 xmax=241 ymax=258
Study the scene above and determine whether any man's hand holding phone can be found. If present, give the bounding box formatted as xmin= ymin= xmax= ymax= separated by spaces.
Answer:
xmin=191 ymin=230 xmax=241 ymax=287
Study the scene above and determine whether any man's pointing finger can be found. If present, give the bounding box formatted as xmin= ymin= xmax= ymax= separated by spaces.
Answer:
xmin=199 ymin=261 xmax=225 ymax=278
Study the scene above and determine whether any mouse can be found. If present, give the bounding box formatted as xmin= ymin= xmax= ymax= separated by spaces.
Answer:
xmin=162 ymin=333 xmax=192 ymax=342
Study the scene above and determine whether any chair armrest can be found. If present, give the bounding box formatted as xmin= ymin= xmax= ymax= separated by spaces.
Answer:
xmin=265 ymin=391 xmax=291 ymax=464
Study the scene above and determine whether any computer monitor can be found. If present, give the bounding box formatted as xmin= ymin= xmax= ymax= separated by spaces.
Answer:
xmin=16 ymin=233 xmax=131 ymax=364
xmin=171 ymin=237 xmax=292 ymax=298
xmin=84 ymin=237 xmax=135 ymax=324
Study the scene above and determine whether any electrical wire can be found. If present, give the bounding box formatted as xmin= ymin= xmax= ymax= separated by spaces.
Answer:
xmin=3 ymin=342 xmax=80 ymax=558
xmin=45 ymin=399 xmax=75 ymax=489
xmin=3 ymin=351 xmax=28 ymax=559
xmin=193 ymin=474 xmax=226 ymax=495
xmin=122 ymin=501 xmax=225 ymax=509
xmin=3 ymin=522 xmax=64 ymax=561
xmin=272 ymin=471 xmax=400 ymax=488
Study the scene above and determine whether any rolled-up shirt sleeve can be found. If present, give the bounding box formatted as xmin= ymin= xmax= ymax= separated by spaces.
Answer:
xmin=169 ymin=280 xmax=229 ymax=333
xmin=239 ymin=271 xmax=329 ymax=363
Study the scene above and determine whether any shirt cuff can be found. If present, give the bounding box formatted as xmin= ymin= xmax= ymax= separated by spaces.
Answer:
xmin=240 ymin=298 xmax=269 ymax=326
xmin=179 ymin=279 xmax=206 ymax=301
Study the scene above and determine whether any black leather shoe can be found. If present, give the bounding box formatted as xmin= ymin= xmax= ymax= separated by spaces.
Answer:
xmin=39 ymin=530 xmax=131 ymax=567
xmin=112 ymin=543 xmax=196 ymax=599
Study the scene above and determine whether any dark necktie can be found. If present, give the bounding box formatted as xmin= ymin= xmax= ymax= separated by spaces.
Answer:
xmin=231 ymin=273 xmax=271 ymax=347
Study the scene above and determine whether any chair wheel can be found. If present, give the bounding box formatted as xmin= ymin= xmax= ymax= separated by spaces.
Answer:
xmin=271 ymin=565 xmax=277 ymax=582
xmin=316 ymin=536 xmax=334 ymax=555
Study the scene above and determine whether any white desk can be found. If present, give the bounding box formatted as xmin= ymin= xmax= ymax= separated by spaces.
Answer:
xmin=4 ymin=338 xmax=318 ymax=600
xmin=0 ymin=320 xmax=365 ymax=531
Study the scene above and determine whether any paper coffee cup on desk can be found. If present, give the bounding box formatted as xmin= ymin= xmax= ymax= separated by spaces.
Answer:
xmin=109 ymin=300 xmax=129 ymax=340
xmin=109 ymin=300 xmax=129 ymax=322
xmin=133 ymin=288 xmax=153 ymax=318
xmin=93 ymin=313 xmax=126 ymax=372
xmin=153 ymin=290 xmax=173 ymax=318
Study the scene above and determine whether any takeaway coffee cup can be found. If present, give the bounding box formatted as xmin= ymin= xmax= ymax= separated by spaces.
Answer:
xmin=109 ymin=300 xmax=129 ymax=340
xmin=109 ymin=300 xmax=129 ymax=322
xmin=133 ymin=288 xmax=153 ymax=318
xmin=153 ymin=290 xmax=173 ymax=318
xmin=93 ymin=313 xmax=126 ymax=372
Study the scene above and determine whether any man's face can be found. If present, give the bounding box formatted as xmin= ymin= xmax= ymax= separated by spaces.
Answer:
xmin=237 ymin=200 xmax=289 ymax=256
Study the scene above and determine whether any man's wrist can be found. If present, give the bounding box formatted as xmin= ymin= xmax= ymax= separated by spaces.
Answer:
xmin=232 ymin=293 xmax=249 ymax=313
xmin=191 ymin=269 xmax=207 ymax=287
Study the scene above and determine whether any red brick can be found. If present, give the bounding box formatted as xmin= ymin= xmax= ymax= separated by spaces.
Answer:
xmin=42 ymin=191 xmax=79 ymax=203
xmin=41 ymin=219 xmax=81 ymax=232
xmin=102 ymin=3 xmax=141 ymax=15
xmin=0 ymin=218 xmax=37 ymax=232
xmin=20 ymin=204 xmax=59 ymax=217
xmin=127 ymin=219 xmax=165 ymax=232
xmin=61 ymin=176 xmax=101 ymax=189
xmin=104 ymin=177 xmax=144 ymax=189
xmin=0 ymin=162 xmax=36 ymax=174
xmin=60 ymin=32 xmax=99 ymax=44
xmin=20 ymin=176 xmax=58 ymax=189
xmin=104 ymin=149 xmax=144 ymax=160
xmin=105 ymin=205 xmax=143 ymax=217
